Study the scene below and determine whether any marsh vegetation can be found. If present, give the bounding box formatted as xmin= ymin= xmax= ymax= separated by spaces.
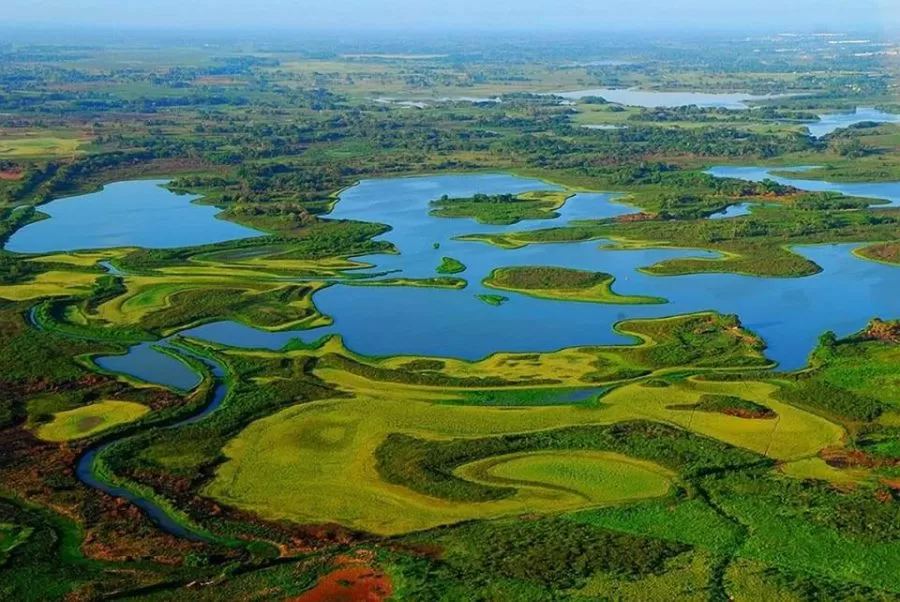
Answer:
xmin=0 ymin=28 xmax=898 ymax=602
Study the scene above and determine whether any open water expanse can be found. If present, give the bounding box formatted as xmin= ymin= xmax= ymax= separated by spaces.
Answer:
xmin=7 ymin=169 xmax=898 ymax=384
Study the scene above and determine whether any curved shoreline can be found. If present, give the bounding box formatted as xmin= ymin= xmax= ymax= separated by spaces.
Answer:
xmin=28 ymin=306 xmax=232 ymax=542
xmin=75 ymin=342 xmax=232 ymax=542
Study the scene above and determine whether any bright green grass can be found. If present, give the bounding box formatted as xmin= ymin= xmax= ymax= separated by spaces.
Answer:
xmin=577 ymin=549 xmax=716 ymax=602
xmin=475 ymin=293 xmax=509 ymax=306
xmin=205 ymin=376 xmax=838 ymax=535
xmin=36 ymin=400 xmax=150 ymax=442
xmin=817 ymin=342 xmax=900 ymax=409
xmin=569 ymin=498 xmax=744 ymax=553
xmin=714 ymin=481 xmax=900 ymax=592
xmin=436 ymin=256 xmax=466 ymax=274
xmin=0 ymin=137 xmax=83 ymax=158
xmin=483 ymin=266 xmax=665 ymax=305
xmin=0 ymin=523 xmax=33 ymax=565
xmin=455 ymin=451 xmax=673 ymax=505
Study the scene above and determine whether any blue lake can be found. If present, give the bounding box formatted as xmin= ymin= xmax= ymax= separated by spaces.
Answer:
xmin=77 ymin=171 xmax=899 ymax=385
xmin=4 ymin=179 xmax=263 ymax=254
xmin=95 ymin=342 xmax=202 ymax=391
xmin=808 ymin=107 xmax=900 ymax=138
xmin=709 ymin=203 xmax=755 ymax=219
xmin=707 ymin=166 xmax=900 ymax=207
xmin=174 ymin=172 xmax=898 ymax=373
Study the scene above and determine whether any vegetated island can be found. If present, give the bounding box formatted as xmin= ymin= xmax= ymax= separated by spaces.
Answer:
xmin=347 ymin=276 xmax=468 ymax=290
xmin=483 ymin=266 xmax=666 ymax=304
xmin=429 ymin=190 xmax=572 ymax=225
xmin=437 ymin=256 xmax=467 ymax=274
xmin=475 ymin=293 xmax=509 ymax=306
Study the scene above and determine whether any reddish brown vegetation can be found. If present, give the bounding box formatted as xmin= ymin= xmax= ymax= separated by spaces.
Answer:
xmin=0 ymin=425 xmax=207 ymax=564
xmin=719 ymin=407 xmax=776 ymax=420
xmin=616 ymin=212 xmax=655 ymax=222
xmin=291 ymin=553 xmax=392 ymax=602
xmin=821 ymin=447 xmax=900 ymax=470
xmin=862 ymin=318 xmax=900 ymax=344
xmin=0 ymin=170 xmax=22 ymax=180
xmin=878 ymin=481 xmax=900 ymax=494
xmin=860 ymin=243 xmax=900 ymax=265
xmin=12 ymin=372 xmax=182 ymax=414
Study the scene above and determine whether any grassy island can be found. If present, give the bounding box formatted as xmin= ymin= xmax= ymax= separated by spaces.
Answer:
xmin=483 ymin=266 xmax=666 ymax=305
xmin=436 ymin=256 xmax=467 ymax=274
xmin=476 ymin=293 xmax=509 ymax=306
xmin=430 ymin=191 xmax=572 ymax=225
xmin=348 ymin=276 xmax=467 ymax=289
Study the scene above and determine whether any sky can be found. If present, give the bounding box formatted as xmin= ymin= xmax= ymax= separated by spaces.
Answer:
xmin=4 ymin=0 xmax=899 ymax=32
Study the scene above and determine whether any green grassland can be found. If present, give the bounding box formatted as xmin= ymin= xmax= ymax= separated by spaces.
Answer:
xmin=0 ymin=33 xmax=899 ymax=601
xmin=35 ymin=400 xmax=150 ymax=442
xmin=483 ymin=265 xmax=666 ymax=304
xmin=0 ymin=137 xmax=84 ymax=159
xmin=345 ymin=276 xmax=468 ymax=290
xmin=455 ymin=451 xmax=674 ymax=503
xmin=462 ymin=200 xmax=900 ymax=278
xmin=475 ymin=293 xmax=509 ymax=306
xmin=429 ymin=190 xmax=573 ymax=225
xmin=436 ymin=256 xmax=466 ymax=274
xmin=204 ymin=359 xmax=839 ymax=534
xmin=0 ymin=524 xmax=33 ymax=566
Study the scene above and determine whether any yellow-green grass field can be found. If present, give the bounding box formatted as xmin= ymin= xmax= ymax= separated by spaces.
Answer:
xmin=36 ymin=400 xmax=150 ymax=442
xmin=576 ymin=549 xmax=716 ymax=602
xmin=456 ymin=451 xmax=673 ymax=505
xmin=778 ymin=457 xmax=870 ymax=485
xmin=0 ymin=270 xmax=99 ymax=301
xmin=89 ymin=275 xmax=330 ymax=333
xmin=27 ymin=250 xmax=131 ymax=267
xmin=0 ymin=136 xmax=84 ymax=158
xmin=2 ymin=250 xmax=348 ymax=333
xmin=204 ymin=374 xmax=842 ymax=535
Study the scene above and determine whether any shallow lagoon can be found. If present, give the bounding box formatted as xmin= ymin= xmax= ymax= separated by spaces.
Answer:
xmin=5 ymin=179 xmax=262 ymax=254
xmin=80 ymin=171 xmax=899 ymax=385
xmin=95 ymin=342 xmax=202 ymax=391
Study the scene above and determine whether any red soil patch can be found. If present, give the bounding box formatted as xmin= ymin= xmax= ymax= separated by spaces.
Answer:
xmin=291 ymin=561 xmax=392 ymax=602
xmin=0 ymin=170 xmax=22 ymax=181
